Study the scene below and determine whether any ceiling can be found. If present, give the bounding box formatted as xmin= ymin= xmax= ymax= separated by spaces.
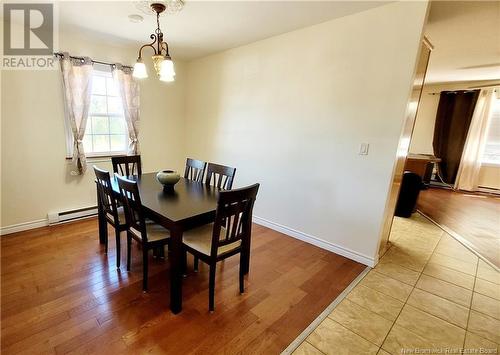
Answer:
xmin=424 ymin=1 xmax=500 ymax=84
xmin=58 ymin=1 xmax=387 ymax=60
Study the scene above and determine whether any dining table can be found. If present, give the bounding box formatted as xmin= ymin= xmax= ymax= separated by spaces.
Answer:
xmin=97 ymin=172 xmax=251 ymax=314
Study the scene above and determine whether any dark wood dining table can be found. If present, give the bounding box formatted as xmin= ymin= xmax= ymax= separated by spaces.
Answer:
xmin=97 ymin=172 xmax=232 ymax=314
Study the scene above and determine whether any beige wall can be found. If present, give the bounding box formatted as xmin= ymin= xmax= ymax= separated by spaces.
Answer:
xmin=184 ymin=2 xmax=428 ymax=265
xmin=410 ymin=80 xmax=500 ymax=189
xmin=1 ymin=29 xmax=187 ymax=227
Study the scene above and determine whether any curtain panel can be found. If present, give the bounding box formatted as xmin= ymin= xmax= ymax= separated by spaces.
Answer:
xmin=59 ymin=53 xmax=94 ymax=175
xmin=113 ymin=65 xmax=140 ymax=155
xmin=432 ymin=90 xmax=480 ymax=184
xmin=454 ymin=89 xmax=495 ymax=191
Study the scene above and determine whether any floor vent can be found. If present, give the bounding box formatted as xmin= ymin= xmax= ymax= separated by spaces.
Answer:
xmin=47 ymin=206 xmax=98 ymax=225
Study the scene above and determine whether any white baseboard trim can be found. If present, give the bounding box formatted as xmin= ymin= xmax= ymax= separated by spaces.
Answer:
xmin=0 ymin=219 xmax=48 ymax=236
xmin=253 ymin=216 xmax=375 ymax=267
xmin=1 ymin=213 xmax=100 ymax=236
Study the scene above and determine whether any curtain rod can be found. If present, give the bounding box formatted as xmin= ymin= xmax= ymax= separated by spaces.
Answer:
xmin=427 ymin=83 xmax=500 ymax=95
xmin=468 ymin=83 xmax=500 ymax=89
xmin=427 ymin=89 xmax=481 ymax=95
xmin=53 ymin=52 xmax=133 ymax=70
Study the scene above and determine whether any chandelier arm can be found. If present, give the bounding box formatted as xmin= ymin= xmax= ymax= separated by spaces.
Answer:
xmin=137 ymin=34 xmax=158 ymax=59
xmin=161 ymin=41 xmax=169 ymax=57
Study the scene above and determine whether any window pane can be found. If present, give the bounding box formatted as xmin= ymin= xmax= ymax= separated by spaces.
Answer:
xmin=483 ymin=143 xmax=500 ymax=164
xmin=92 ymin=75 xmax=106 ymax=95
xmin=482 ymin=98 xmax=500 ymax=165
xmin=107 ymin=77 xmax=118 ymax=96
xmin=110 ymin=135 xmax=127 ymax=151
xmin=93 ymin=135 xmax=110 ymax=152
xmin=84 ymin=119 xmax=92 ymax=135
xmin=92 ymin=116 xmax=109 ymax=134
xmin=108 ymin=96 xmax=123 ymax=115
xmin=110 ymin=116 xmax=126 ymax=134
xmin=84 ymin=68 xmax=135 ymax=156
xmin=83 ymin=134 xmax=93 ymax=153
xmin=90 ymin=95 xmax=107 ymax=114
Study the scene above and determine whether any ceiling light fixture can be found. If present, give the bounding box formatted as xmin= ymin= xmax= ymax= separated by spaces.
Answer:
xmin=133 ymin=3 xmax=175 ymax=82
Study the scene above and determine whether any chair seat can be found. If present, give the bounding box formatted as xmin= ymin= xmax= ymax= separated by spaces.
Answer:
xmin=182 ymin=224 xmax=241 ymax=257
xmin=130 ymin=221 xmax=170 ymax=243
xmin=106 ymin=206 xmax=126 ymax=225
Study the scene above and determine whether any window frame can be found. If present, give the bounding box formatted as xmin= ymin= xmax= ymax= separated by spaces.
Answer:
xmin=64 ymin=64 xmax=129 ymax=159
xmin=480 ymin=93 xmax=500 ymax=167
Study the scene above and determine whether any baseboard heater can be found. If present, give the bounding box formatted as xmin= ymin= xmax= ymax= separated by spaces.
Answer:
xmin=47 ymin=206 xmax=98 ymax=225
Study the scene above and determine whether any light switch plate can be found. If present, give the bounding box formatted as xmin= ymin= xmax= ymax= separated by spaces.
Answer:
xmin=359 ymin=143 xmax=369 ymax=155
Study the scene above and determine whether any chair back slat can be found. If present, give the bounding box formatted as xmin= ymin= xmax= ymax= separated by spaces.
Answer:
xmin=184 ymin=158 xmax=207 ymax=182
xmin=211 ymin=183 xmax=259 ymax=256
xmin=94 ymin=166 xmax=120 ymax=225
xmin=205 ymin=163 xmax=236 ymax=190
xmin=112 ymin=155 xmax=142 ymax=176
xmin=115 ymin=174 xmax=147 ymax=242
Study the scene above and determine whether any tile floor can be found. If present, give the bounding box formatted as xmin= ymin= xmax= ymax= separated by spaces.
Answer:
xmin=292 ymin=213 xmax=500 ymax=355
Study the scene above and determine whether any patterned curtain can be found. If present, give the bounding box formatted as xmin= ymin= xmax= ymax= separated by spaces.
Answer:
xmin=454 ymin=89 xmax=495 ymax=191
xmin=112 ymin=64 xmax=140 ymax=155
xmin=59 ymin=53 xmax=94 ymax=175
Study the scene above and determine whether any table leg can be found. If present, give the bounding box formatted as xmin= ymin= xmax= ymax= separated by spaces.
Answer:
xmin=169 ymin=227 xmax=183 ymax=314
xmin=97 ymin=188 xmax=107 ymax=245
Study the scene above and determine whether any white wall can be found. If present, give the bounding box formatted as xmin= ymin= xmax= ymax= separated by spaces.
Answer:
xmin=183 ymin=2 xmax=428 ymax=265
xmin=410 ymin=80 xmax=500 ymax=189
xmin=1 ymin=29 xmax=187 ymax=228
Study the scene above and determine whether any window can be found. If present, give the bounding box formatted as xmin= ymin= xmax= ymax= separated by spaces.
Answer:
xmin=481 ymin=94 xmax=500 ymax=165
xmin=82 ymin=67 xmax=128 ymax=157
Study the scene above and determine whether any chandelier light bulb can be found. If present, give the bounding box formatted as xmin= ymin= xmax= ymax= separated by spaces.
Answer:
xmin=133 ymin=59 xmax=148 ymax=79
xmin=159 ymin=75 xmax=175 ymax=83
xmin=159 ymin=57 xmax=175 ymax=80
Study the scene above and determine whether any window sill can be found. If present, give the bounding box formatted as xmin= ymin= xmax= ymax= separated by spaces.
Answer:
xmin=65 ymin=153 xmax=127 ymax=161
xmin=480 ymin=162 xmax=500 ymax=168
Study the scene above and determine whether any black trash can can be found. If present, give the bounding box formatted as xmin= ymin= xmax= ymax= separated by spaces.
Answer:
xmin=395 ymin=171 xmax=423 ymax=218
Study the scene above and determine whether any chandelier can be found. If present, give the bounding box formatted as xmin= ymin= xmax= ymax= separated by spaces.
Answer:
xmin=133 ymin=3 xmax=175 ymax=82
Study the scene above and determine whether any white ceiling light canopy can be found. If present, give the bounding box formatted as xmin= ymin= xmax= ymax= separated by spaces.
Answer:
xmin=128 ymin=14 xmax=144 ymax=23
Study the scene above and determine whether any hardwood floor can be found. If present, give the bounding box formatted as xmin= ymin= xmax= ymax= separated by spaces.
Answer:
xmin=1 ymin=218 xmax=365 ymax=354
xmin=417 ymin=187 xmax=500 ymax=269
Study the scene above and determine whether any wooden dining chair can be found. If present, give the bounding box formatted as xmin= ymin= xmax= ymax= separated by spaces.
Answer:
xmin=182 ymin=183 xmax=260 ymax=311
xmin=116 ymin=174 xmax=170 ymax=291
xmin=112 ymin=155 xmax=142 ymax=176
xmin=205 ymin=163 xmax=236 ymax=190
xmin=94 ymin=166 xmax=127 ymax=267
xmin=190 ymin=162 xmax=237 ymax=272
xmin=184 ymin=158 xmax=207 ymax=182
